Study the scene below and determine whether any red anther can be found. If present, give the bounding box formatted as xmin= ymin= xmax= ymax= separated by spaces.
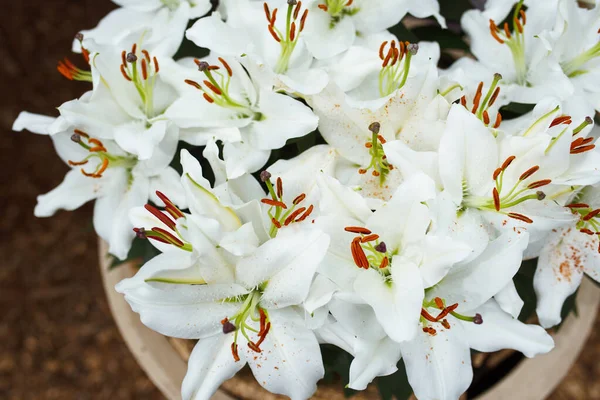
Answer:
xmin=295 ymin=204 xmax=314 ymax=222
xmin=203 ymin=93 xmax=215 ymax=103
xmin=144 ymin=204 xmax=177 ymax=230
xmin=88 ymin=138 xmax=104 ymax=147
xmin=81 ymin=48 xmax=90 ymax=63
xmin=347 ymin=0 xmax=353 ymax=5
xmin=503 ymin=22 xmax=512 ymax=39
xmin=300 ymin=9 xmax=309 ymax=31
xmin=493 ymin=112 xmax=503 ymax=128
xmin=258 ymin=309 xmax=267 ymax=335
xmin=580 ymin=228 xmax=595 ymax=235
xmin=131 ymin=43 xmax=137 ymax=55
xmin=146 ymin=234 xmax=170 ymax=244
xmin=489 ymin=20 xmax=504 ymax=44
xmin=248 ymin=341 xmax=262 ymax=353
xmin=423 ymin=326 xmax=437 ymax=336
xmin=120 ymin=64 xmax=132 ymax=81
xmin=358 ymin=168 xmax=367 ymax=175
xmin=345 ymin=226 xmax=372 ymax=234
xmin=520 ymin=9 xmax=527 ymax=25
xmin=351 ymin=237 xmax=370 ymax=269
xmin=184 ymin=79 xmax=201 ymax=89
xmin=571 ymin=144 xmax=596 ymax=154
xmin=519 ymin=165 xmax=539 ymax=180
xmin=421 ymin=308 xmax=437 ymax=322
xmin=379 ymin=41 xmax=388 ymax=60
xmin=121 ymin=50 xmax=127 ymax=66
xmin=317 ymin=4 xmax=328 ymax=11
xmin=527 ymin=179 xmax=552 ymax=189
xmin=141 ymin=49 xmax=151 ymax=62
xmin=493 ymin=167 xmax=503 ymax=180
xmin=270 ymin=8 xmax=278 ymax=26
xmin=460 ymin=96 xmax=467 ymax=107
xmin=508 ymin=213 xmax=533 ymax=224
xmin=153 ymin=56 xmax=160 ymax=73
xmin=208 ymin=65 xmax=220 ymax=71
xmin=583 ymin=209 xmax=600 ymax=221
xmin=152 ymin=227 xmax=185 ymax=247
xmin=441 ymin=319 xmax=451 ymax=329
xmin=472 ymin=82 xmax=483 ymax=114
xmin=379 ymin=257 xmax=389 ymax=269
xmin=290 ymin=21 xmax=297 ymax=41
xmin=276 ymin=177 xmax=283 ymax=198
xmin=567 ymin=203 xmax=590 ymax=209
xmin=364 ymin=142 xmax=373 ymax=149
xmin=372 ymin=171 xmax=381 ymax=177
xmin=268 ymin=25 xmax=281 ymax=42
xmin=73 ymin=129 xmax=89 ymax=138
xmin=95 ymin=158 xmax=109 ymax=177
xmin=382 ymin=51 xmax=393 ymax=68
xmin=581 ymin=137 xmax=594 ymax=146
xmin=261 ymin=198 xmax=287 ymax=209
xmin=68 ymin=159 xmax=89 ymax=167
xmin=435 ymin=303 xmax=458 ymax=321
xmin=377 ymin=134 xmax=386 ymax=144
xmin=391 ymin=47 xmax=400 ymax=66
xmin=271 ymin=218 xmax=282 ymax=229
xmin=361 ymin=234 xmax=380 ymax=243
xmin=493 ymin=187 xmax=501 ymax=211
xmin=293 ymin=1 xmax=302 ymax=19
xmin=284 ymin=207 xmax=306 ymax=226
xmin=483 ymin=110 xmax=490 ymax=125
xmin=293 ymin=193 xmax=306 ymax=205
xmin=81 ymin=169 xmax=100 ymax=178
xmin=399 ymin=41 xmax=406 ymax=56
xmin=255 ymin=322 xmax=271 ymax=348
xmin=434 ymin=297 xmax=444 ymax=309
xmin=141 ymin=59 xmax=148 ymax=80
xmin=156 ymin=191 xmax=184 ymax=218
xmin=514 ymin=17 xmax=523 ymax=34
xmin=89 ymin=145 xmax=107 ymax=153
xmin=218 ymin=57 xmax=233 ymax=76
xmin=571 ymin=137 xmax=585 ymax=149
xmin=550 ymin=115 xmax=572 ymax=128
xmin=221 ymin=317 xmax=229 ymax=325
xmin=263 ymin=2 xmax=271 ymax=20
xmin=488 ymin=87 xmax=501 ymax=107
xmin=231 ymin=343 xmax=240 ymax=362
xmin=203 ymin=80 xmax=222 ymax=95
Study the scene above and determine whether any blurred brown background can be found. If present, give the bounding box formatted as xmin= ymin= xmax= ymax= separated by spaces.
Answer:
xmin=0 ymin=1 xmax=599 ymax=399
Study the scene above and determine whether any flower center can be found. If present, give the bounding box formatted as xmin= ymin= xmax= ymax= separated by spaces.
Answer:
xmin=568 ymin=203 xmax=600 ymax=253
xmin=184 ymin=58 xmax=257 ymax=118
xmin=488 ymin=1 xmax=528 ymax=85
xmin=260 ymin=172 xmax=315 ymax=238
xmin=67 ymin=129 xmax=136 ymax=179
xmin=317 ymin=0 xmax=359 ymax=26
xmin=420 ymin=297 xmax=483 ymax=336
xmin=222 ymin=290 xmax=271 ymax=361
xmin=458 ymin=74 xmax=503 ymax=129
xmin=561 ymin=29 xmax=600 ymax=77
xmin=378 ymin=40 xmax=419 ymax=97
xmin=463 ymin=155 xmax=550 ymax=224
xmin=134 ymin=191 xmax=193 ymax=252
xmin=119 ymin=44 xmax=161 ymax=118
xmin=263 ymin=1 xmax=308 ymax=74
xmin=357 ymin=122 xmax=394 ymax=185
xmin=57 ymin=34 xmax=92 ymax=82
xmin=344 ymin=226 xmax=391 ymax=274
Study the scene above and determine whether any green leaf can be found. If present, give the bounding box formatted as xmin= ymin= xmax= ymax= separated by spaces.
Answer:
xmin=376 ymin=359 xmax=413 ymax=400
xmin=439 ymin=0 xmax=475 ymax=22
xmin=499 ymin=102 xmax=536 ymax=120
xmin=321 ymin=345 xmax=360 ymax=397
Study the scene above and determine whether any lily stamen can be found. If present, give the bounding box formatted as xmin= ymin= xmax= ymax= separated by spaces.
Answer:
xmin=488 ymin=1 xmax=527 ymax=84
xmin=378 ymin=39 xmax=419 ymax=97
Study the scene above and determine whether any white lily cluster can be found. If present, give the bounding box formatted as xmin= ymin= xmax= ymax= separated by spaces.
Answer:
xmin=14 ymin=0 xmax=600 ymax=399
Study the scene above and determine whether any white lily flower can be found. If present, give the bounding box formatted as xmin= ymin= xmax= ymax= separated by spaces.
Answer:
xmin=460 ymin=0 xmax=576 ymax=105
xmin=13 ymin=112 xmax=184 ymax=260
xmin=186 ymin=0 xmax=329 ymax=95
xmin=301 ymin=0 xmax=445 ymax=60
xmin=74 ymin=0 xmax=212 ymax=57
xmin=314 ymin=172 xmax=471 ymax=343
xmin=534 ymin=185 xmax=600 ymax=328
xmin=162 ymin=55 xmax=318 ymax=179
xmin=118 ymin=150 xmax=331 ymax=400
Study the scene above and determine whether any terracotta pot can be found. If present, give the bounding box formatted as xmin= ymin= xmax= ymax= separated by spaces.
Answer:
xmin=99 ymin=240 xmax=600 ymax=400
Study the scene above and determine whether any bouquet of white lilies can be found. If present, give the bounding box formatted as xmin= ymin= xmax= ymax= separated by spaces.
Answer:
xmin=14 ymin=0 xmax=600 ymax=399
